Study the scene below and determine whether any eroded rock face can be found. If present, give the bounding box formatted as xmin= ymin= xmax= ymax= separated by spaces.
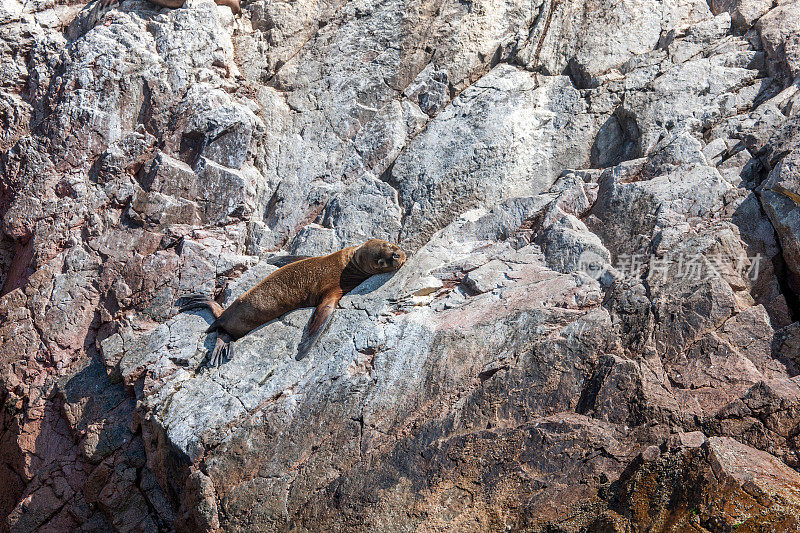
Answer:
xmin=2 ymin=0 xmax=800 ymax=531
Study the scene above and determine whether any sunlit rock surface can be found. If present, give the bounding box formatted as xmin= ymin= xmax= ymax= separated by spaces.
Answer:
xmin=2 ymin=0 xmax=800 ymax=530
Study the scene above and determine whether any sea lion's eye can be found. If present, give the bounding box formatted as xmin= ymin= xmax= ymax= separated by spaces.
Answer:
xmin=391 ymin=252 xmax=400 ymax=259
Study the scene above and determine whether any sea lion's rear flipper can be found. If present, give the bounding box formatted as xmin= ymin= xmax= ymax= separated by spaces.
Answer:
xmin=177 ymin=294 xmax=224 ymax=319
xmin=207 ymin=331 xmax=233 ymax=368
xmin=296 ymin=294 xmax=339 ymax=360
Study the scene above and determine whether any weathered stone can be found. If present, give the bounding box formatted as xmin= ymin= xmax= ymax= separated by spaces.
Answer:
xmin=757 ymin=2 xmax=800 ymax=78
xmin=178 ymin=470 xmax=219 ymax=532
xmin=392 ymin=65 xmax=601 ymax=250
xmin=4 ymin=0 xmax=800 ymax=530
xmin=712 ymin=0 xmax=773 ymax=30
xmin=516 ymin=0 xmax=711 ymax=86
xmin=761 ymin=148 xmax=800 ymax=290
xmin=621 ymin=48 xmax=762 ymax=156
xmin=708 ymin=436 xmax=800 ymax=503
xmin=610 ymin=437 xmax=800 ymax=531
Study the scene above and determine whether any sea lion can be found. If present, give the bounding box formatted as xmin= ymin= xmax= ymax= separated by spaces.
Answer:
xmin=178 ymin=239 xmax=406 ymax=366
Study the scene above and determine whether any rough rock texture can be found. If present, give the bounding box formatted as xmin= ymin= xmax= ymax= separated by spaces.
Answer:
xmin=2 ymin=0 xmax=800 ymax=531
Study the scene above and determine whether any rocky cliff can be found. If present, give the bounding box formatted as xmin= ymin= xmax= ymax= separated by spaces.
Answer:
xmin=2 ymin=0 xmax=800 ymax=530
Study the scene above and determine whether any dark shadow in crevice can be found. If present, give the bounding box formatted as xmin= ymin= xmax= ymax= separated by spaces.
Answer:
xmin=770 ymin=242 xmax=800 ymax=322
xmin=591 ymin=113 xmax=640 ymax=169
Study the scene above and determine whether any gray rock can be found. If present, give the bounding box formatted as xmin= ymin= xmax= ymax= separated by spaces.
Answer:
xmin=622 ymin=49 xmax=761 ymax=156
xmin=517 ymin=0 xmax=711 ymax=85
xmin=761 ymin=148 xmax=800 ymax=290
xmin=392 ymin=65 xmax=601 ymax=250
xmin=712 ymin=0 xmax=773 ymax=30
xmin=5 ymin=0 xmax=800 ymax=530
xmin=756 ymin=2 xmax=800 ymax=78
xmin=173 ymin=84 xmax=265 ymax=169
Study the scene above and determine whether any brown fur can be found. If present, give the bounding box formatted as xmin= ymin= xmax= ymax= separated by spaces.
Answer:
xmin=179 ymin=239 xmax=405 ymax=366
xmin=212 ymin=0 xmax=241 ymax=13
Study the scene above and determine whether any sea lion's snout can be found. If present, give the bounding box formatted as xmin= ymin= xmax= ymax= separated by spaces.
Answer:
xmin=358 ymin=239 xmax=406 ymax=273
xmin=390 ymin=249 xmax=406 ymax=269
xmin=381 ymin=243 xmax=405 ymax=271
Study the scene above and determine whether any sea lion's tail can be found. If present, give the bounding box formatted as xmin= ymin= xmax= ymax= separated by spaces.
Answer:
xmin=177 ymin=294 xmax=225 ymax=319
xmin=178 ymin=295 xmax=234 ymax=369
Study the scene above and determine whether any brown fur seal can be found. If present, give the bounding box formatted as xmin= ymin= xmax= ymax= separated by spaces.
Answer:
xmin=178 ymin=239 xmax=406 ymax=366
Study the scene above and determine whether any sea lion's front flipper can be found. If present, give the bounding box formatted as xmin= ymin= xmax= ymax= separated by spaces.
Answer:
xmin=207 ymin=331 xmax=233 ymax=368
xmin=296 ymin=294 xmax=340 ymax=360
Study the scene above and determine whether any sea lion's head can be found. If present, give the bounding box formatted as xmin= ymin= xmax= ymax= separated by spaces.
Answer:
xmin=355 ymin=239 xmax=406 ymax=274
